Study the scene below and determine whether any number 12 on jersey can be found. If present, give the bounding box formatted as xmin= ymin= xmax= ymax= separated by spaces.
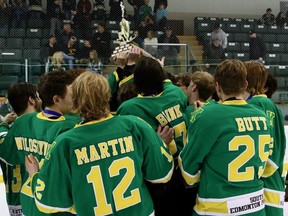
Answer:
xmin=87 ymin=157 xmax=141 ymax=215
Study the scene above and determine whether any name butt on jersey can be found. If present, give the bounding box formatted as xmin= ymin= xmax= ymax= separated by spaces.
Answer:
xmin=74 ymin=136 xmax=134 ymax=165
xmin=235 ymin=117 xmax=268 ymax=132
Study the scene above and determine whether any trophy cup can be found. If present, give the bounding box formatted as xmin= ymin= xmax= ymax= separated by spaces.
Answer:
xmin=111 ymin=2 xmax=135 ymax=58
xmin=111 ymin=2 xmax=157 ymax=60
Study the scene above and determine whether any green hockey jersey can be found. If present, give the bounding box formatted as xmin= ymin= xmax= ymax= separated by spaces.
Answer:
xmin=179 ymin=100 xmax=272 ymax=216
xmin=248 ymin=94 xmax=286 ymax=215
xmin=31 ymin=114 xmax=173 ymax=216
xmin=0 ymin=112 xmax=76 ymax=216
xmin=117 ymin=80 xmax=187 ymax=156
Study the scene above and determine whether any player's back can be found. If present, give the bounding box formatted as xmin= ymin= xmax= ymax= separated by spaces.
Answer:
xmin=188 ymin=101 xmax=271 ymax=215
xmin=0 ymin=112 xmax=76 ymax=216
xmin=36 ymin=115 xmax=173 ymax=216
xmin=117 ymin=80 xmax=187 ymax=154
xmin=248 ymin=95 xmax=286 ymax=213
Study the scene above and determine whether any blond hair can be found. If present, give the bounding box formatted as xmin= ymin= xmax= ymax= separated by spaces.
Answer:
xmin=72 ymin=72 xmax=110 ymax=120
xmin=243 ymin=61 xmax=268 ymax=95
xmin=51 ymin=51 xmax=65 ymax=68
xmin=190 ymin=71 xmax=215 ymax=101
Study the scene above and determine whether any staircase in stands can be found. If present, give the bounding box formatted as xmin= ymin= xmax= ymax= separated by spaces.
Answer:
xmin=178 ymin=35 xmax=204 ymax=66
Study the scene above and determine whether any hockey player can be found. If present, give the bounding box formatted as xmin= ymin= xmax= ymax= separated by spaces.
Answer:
xmin=0 ymin=69 xmax=77 ymax=216
xmin=25 ymin=72 xmax=174 ymax=216
xmin=0 ymin=83 xmax=42 ymax=216
xmin=179 ymin=59 xmax=272 ymax=215
xmin=244 ymin=60 xmax=286 ymax=215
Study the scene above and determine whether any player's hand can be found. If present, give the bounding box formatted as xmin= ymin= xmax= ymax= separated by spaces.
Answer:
xmin=2 ymin=112 xmax=17 ymax=124
xmin=193 ymin=100 xmax=204 ymax=110
xmin=127 ymin=46 xmax=142 ymax=65
xmin=25 ymin=154 xmax=39 ymax=177
xmin=157 ymin=125 xmax=174 ymax=144
xmin=113 ymin=51 xmax=129 ymax=69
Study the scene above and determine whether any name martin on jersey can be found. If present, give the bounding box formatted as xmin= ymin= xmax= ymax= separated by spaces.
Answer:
xmin=75 ymin=136 xmax=135 ymax=165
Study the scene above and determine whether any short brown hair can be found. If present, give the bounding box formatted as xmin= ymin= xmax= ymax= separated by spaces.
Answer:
xmin=72 ymin=72 xmax=110 ymax=120
xmin=214 ymin=59 xmax=247 ymax=95
xmin=190 ymin=71 xmax=215 ymax=101
xmin=243 ymin=61 xmax=268 ymax=95
xmin=37 ymin=69 xmax=74 ymax=107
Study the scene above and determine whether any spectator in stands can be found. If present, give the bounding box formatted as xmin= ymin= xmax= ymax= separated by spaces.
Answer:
xmin=11 ymin=0 xmax=28 ymax=28
xmin=153 ymin=0 xmax=167 ymax=13
xmin=158 ymin=25 xmax=180 ymax=65
xmin=47 ymin=0 xmax=63 ymax=35
xmin=109 ymin=0 xmax=122 ymax=21
xmin=140 ymin=0 xmax=153 ymax=21
xmin=132 ymin=30 xmax=143 ymax=47
xmin=49 ymin=51 xmax=66 ymax=70
xmin=248 ymin=29 xmax=266 ymax=63
xmin=78 ymin=39 xmax=93 ymax=64
xmin=203 ymin=38 xmax=225 ymax=73
xmin=86 ymin=49 xmax=103 ymax=74
xmin=276 ymin=11 xmax=286 ymax=27
xmin=144 ymin=30 xmax=158 ymax=57
xmin=128 ymin=0 xmax=144 ymax=26
xmin=28 ymin=0 xmax=42 ymax=19
xmin=74 ymin=0 xmax=91 ymax=39
xmin=62 ymin=0 xmax=76 ymax=21
xmin=61 ymin=35 xmax=79 ymax=65
xmin=138 ymin=15 xmax=155 ymax=40
xmin=210 ymin=22 xmax=227 ymax=49
xmin=57 ymin=23 xmax=74 ymax=48
xmin=0 ymin=0 xmax=12 ymax=30
xmin=91 ymin=0 xmax=106 ymax=20
xmin=40 ymin=34 xmax=62 ymax=64
xmin=262 ymin=8 xmax=275 ymax=26
xmin=155 ymin=1 xmax=167 ymax=31
xmin=91 ymin=22 xmax=111 ymax=64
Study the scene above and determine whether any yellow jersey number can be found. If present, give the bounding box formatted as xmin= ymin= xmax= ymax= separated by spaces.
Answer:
xmin=87 ymin=157 xmax=141 ymax=215
xmin=228 ymin=135 xmax=271 ymax=182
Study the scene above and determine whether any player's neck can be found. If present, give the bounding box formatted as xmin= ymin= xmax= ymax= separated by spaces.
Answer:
xmin=43 ymin=107 xmax=63 ymax=118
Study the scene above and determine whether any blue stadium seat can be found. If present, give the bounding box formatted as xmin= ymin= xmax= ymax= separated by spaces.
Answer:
xmin=240 ymin=42 xmax=250 ymax=52
xmin=265 ymin=53 xmax=280 ymax=65
xmin=270 ymin=43 xmax=285 ymax=53
xmin=6 ymin=38 xmax=23 ymax=49
xmin=234 ymin=33 xmax=248 ymax=42
xmin=9 ymin=28 xmax=25 ymax=38
xmin=26 ymin=28 xmax=42 ymax=38
xmin=234 ymin=52 xmax=249 ymax=61
xmin=262 ymin=34 xmax=276 ymax=43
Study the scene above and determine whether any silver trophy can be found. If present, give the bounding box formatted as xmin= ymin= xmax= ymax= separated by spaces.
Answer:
xmin=111 ymin=2 xmax=135 ymax=58
xmin=111 ymin=2 xmax=157 ymax=60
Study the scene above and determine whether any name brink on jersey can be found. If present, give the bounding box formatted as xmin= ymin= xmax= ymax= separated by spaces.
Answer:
xmin=75 ymin=136 xmax=134 ymax=165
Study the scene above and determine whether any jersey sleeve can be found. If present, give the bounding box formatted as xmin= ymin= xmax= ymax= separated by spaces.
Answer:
xmin=0 ymin=122 xmax=23 ymax=165
xmin=32 ymin=139 xmax=76 ymax=214
xmin=262 ymin=109 xmax=286 ymax=178
xmin=136 ymin=119 xmax=174 ymax=183
xmin=178 ymin=108 xmax=218 ymax=186
xmin=108 ymin=71 xmax=119 ymax=96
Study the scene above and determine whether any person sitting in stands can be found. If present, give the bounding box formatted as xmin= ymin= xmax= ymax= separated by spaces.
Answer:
xmin=262 ymin=8 xmax=275 ymax=26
